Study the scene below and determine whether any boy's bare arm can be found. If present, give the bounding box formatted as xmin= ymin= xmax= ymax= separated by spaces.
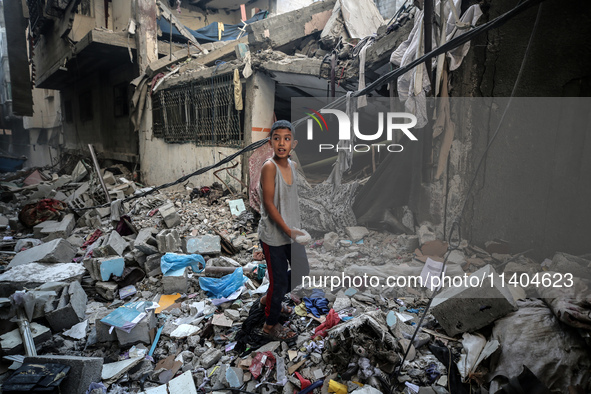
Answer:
xmin=261 ymin=162 xmax=303 ymax=239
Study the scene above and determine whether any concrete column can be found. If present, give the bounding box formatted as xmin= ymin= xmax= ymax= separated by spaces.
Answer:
xmin=242 ymin=71 xmax=275 ymax=186
xmin=135 ymin=0 xmax=158 ymax=74
xmin=244 ymin=72 xmax=276 ymax=143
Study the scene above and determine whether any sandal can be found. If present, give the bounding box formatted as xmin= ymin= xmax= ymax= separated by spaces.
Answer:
xmin=259 ymin=299 xmax=294 ymax=315
xmin=262 ymin=323 xmax=297 ymax=342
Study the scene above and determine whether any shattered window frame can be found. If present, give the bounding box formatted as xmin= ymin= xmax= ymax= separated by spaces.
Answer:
xmin=152 ymin=73 xmax=243 ymax=147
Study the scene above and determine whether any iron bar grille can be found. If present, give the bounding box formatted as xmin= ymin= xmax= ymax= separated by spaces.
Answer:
xmin=152 ymin=73 xmax=242 ymax=147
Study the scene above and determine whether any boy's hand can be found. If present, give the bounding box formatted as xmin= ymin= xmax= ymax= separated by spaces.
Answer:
xmin=290 ymin=229 xmax=305 ymax=240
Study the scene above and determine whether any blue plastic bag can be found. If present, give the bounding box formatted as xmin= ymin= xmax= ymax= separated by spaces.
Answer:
xmin=199 ymin=267 xmax=247 ymax=299
xmin=160 ymin=253 xmax=206 ymax=276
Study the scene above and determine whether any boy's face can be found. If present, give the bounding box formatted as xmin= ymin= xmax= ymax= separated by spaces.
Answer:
xmin=270 ymin=128 xmax=294 ymax=159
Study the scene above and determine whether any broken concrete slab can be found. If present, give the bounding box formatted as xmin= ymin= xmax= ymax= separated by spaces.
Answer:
xmin=143 ymin=370 xmax=198 ymax=394
xmin=0 ymin=263 xmax=86 ymax=297
xmin=24 ymin=355 xmax=103 ymax=394
xmin=0 ymin=322 xmax=52 ymax=355
xmin=431 ymin=265 xmax=518 ymax=336
xmin=38 ymin=214 xmax=76 ymax=241
xmin=106 ymin=230 xmax=130 ymax=256
xmin=549 ymin=252 xmax=591 ymax=280
xmin=95 ymin=281 xmax=119 ymax=301
xmin=135 ymin=228 xmax=160 ymax=255
xmin=246 ymin=0 xmax=335 ymax=52
xmin=345 ymin=226 xmax=369 ymax=242
xmin=186 ymin=234 xmax=221 ymax=255
xmin=102 ymin=357 xmax=144 ymax=385
xmin=159 ymin=203 xmax=181 ymax=228
xmin=8 ymin=238 xmax=76 ymax=268
xmin=45 ymin=281 xmax=88 ymax=332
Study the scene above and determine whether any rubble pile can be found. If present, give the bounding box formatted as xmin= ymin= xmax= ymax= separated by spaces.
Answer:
xmin=0 ymin=162 xmax=590 ymax=394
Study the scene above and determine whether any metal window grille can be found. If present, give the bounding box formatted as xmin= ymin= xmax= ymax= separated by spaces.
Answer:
xmin=152 ymin=73 xmax=242 ymax=147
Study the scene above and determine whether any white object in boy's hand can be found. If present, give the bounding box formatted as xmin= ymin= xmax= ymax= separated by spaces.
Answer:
xmin=294 ymin=228 xmax=311 ymax=245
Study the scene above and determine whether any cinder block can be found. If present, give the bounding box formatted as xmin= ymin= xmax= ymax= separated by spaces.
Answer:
xmin=186 ymin=235 xmax=221 ymax=255
xmin=116 ymin=310 xmax=156 ymax=346
xmin=162 ymin=267 xmax=188 ymax=293
xmin=106 ymin=231 xmax=130 ymax=256
xmin=159 ymin=204 xmax=181 ymax=228
xmin=144 ymin=254 xmax=163 ymax=275
xmin=40 ymin=214 xmax=76 ymax=241
xmin=135 ymin=228 xmax=159 ymax=255
xmin=431 ymin=265 xmax=517 ymax=336
xmin=156 ymin=229 xmax=182 ymax=253
xmin=201 ymin=348 xmax=222 ymax=368
xmin=24 ymin=355 xmax=103 ymax=394
xmin=96 ymin=281 xmax=119 ymax=301
xmin=95 ymin=311 xmax=117 ymax=343
xmin=8 ymin=238 xmax=76 ymax=268
xmin=84 ymin=256 xmax=125 ymax=281
xmin=45 ymin=281 xmax=87 ymax=332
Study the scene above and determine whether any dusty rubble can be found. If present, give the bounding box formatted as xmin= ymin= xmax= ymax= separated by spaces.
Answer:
xmin=0 ymin=160 xmax=589 ymax=394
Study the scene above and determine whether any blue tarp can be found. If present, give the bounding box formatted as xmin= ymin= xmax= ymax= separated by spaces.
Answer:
xmin=158 ymin=10 xmax=267 ymax=44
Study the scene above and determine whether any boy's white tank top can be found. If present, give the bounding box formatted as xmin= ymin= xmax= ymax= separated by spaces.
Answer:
xmin=257 ymin=158 xmax=301 ymax=246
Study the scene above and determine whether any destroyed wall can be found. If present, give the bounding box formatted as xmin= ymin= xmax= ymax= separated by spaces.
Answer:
xmin=32 ymin=0 xmax=112 ymax=89
xmin=59 ymin=62 xmax=138 ymax=163
xmin=421 ymin=0 xmax=591 ymax=259
xmin=21 ymin=88 xmax=63 ymax=168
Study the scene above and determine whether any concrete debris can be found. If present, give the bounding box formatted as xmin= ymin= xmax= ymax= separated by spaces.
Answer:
xmin=24 ymin=355 xmax=103 ymax=394
xmin=0 ymin=1 xmax=587 ymax=386
xmin=186 ymin=234 xmax=222 ymax=255
xmin=1 ymin=322 xmax=51 ymax=355
xmin=431 ymin=265 xmax=518 ymax=336
xmin=8 ymin=238 xmax=76 ymax=268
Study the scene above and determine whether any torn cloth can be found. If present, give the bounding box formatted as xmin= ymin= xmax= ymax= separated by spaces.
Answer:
xmin=537 ymin=274 xmax=591 ymax=330
xmin=390 ymin=0 xmax=482 ymax=127
xmin=303 ymin=297 xmax=330 ymax=317
xmin=314 ymin=309 xmax=341 ymax=338
xmin=18 ymin=199 xmax=68 ymax=227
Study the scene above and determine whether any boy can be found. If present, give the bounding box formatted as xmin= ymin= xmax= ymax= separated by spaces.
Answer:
xmin=258 ymin=120 xmax=309 ymax=341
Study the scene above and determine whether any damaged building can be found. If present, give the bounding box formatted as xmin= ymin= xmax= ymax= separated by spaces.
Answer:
xmin=0 ymin=0 xmax=590 ymax=393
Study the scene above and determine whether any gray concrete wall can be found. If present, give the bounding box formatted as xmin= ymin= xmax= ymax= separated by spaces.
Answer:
xmin=427 ymin=0 xmax=591 ymax=259
xmin=60 ymin=62 xmax=137 ymax=163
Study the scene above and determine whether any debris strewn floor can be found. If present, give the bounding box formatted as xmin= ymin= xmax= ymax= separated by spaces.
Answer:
xmin=0 ymin=163 xmax=589 ymax=394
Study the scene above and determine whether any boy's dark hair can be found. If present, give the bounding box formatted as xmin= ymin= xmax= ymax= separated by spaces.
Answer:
xmin=269 ymin=120 xmax=294 ymax=138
